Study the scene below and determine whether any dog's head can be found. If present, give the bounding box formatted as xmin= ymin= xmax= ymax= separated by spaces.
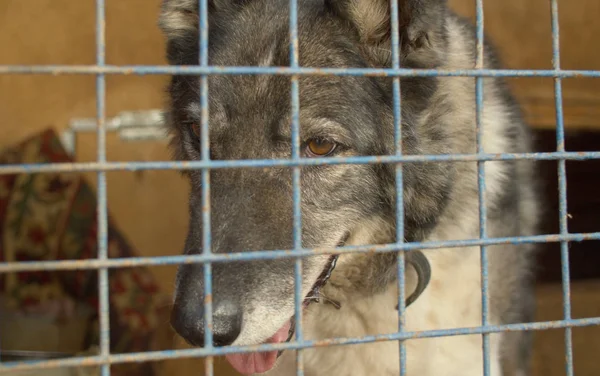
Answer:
xmin=160 ymin=0 xmax=452 ymax=373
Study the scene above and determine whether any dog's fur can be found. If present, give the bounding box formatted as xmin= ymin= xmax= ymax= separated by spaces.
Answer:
xmin=159 ymin=0 xmax=539 ymax=374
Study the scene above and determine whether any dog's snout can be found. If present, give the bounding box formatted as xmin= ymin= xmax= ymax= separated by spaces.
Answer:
xmin=212 ymin=300 xmax=243 ymax=346
xmin=171 ymin=297 xmax=243 ymax=347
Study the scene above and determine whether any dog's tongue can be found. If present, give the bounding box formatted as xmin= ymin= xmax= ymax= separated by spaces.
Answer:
xmin=225 ymin=320 xmax=292 ymax=375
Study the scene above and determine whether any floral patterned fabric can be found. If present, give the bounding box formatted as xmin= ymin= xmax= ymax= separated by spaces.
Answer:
xmin=0 ymin=130 xmax=170 ymax=376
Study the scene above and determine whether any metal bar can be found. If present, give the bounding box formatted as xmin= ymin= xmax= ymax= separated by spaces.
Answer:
xmin=197 ymin=0 xmax=214 ymax=374
xmin=95 ymin=1 xmax=110 ymax=375
xmin=1 ymin=65 xmax=600 ymax=77
xmin=288 ymin=0 xmax=304 ymax=374
xmin=1 ymin=232 xmax=599 ymax=273
xmin=60 ymin=110 xmax=167 ymax=154
xmin=1 ymin=151 xmax=599 ymax=175
xmin=388 ymin=0 xmax=406 ymax=374
xmin=474 ymin=0 xmax=491 ymax=374
xmin=549 ymin=0 xmax=574 ymax=375
xmin=1 ymin=317 xmax=600 ymax=374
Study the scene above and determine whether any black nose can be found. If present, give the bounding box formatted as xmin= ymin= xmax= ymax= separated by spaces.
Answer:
xmin=171 ymin=298 xmax=243 ymax=347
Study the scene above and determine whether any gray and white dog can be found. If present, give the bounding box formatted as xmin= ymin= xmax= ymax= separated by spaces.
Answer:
xmin=159 ymin=0 xmax=539 ymax=375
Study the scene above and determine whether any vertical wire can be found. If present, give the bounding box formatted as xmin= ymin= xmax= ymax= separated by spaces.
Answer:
xmin=474 ymin=0 xmax=490 ymax=375
xmin=199 ymin=0 xmax=214 ymax=374
xmin=95 ymin=1 xmax=110 ymax=375
xmin=550 ymin=1 xmax=573 ymax=375
xmin=289 ymin=0 xmax=303 ymax=375
xmin=389 ymin=1 xmax=406 ymax=375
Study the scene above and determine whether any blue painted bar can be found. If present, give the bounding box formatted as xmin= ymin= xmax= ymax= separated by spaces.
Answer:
xmin=1 ymin=65 xmax=600 ymax=78
xmin=95 ymin=1 xmax=110 ymax=375
xmin=1 ymin=151 xmax=599 ymax=176
xmin=198 ymin=0 xmax=214 ymax=374
xmin=474 ymin=0 xmax=491 ymax=374
xmin=1 ymin=232 xmax=599 ymax=273
xmin=549 ymin=0 xmax=574 ymax=375
xmin=288 ymin=0 xmax=304 ymax=373
xmin=1 ymin=317 xmax=599 ymax=374
xmin=388 ymin=0 xmax=407 ymax=373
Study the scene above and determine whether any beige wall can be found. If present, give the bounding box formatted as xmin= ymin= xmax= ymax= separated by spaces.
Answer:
xmin=0 ymin=2 xmax=194 ymax=372
xmin=1 ymin=0 xmax=185 ymax=291
xmin=451 ymin=0 xmax=600 ymax=130
xmin=1 ymin=1 xmax=599 ymax=375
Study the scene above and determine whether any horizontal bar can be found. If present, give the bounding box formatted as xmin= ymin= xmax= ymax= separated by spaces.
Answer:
xmin=0 ymin=232 xmax=598 ymax=273
xmin=1 ymin=151 xmax=599 ymax=176
xmin=1 ymin=65 xmax=600 ymax=78
xmin=1 ymin=316 xmax=598 ymax=373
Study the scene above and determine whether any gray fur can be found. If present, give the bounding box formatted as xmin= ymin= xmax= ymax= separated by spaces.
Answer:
xmin=160 ymin=0 xmax=539 ymax=374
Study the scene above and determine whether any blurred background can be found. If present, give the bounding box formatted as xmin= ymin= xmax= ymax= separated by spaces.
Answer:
xmin=0 ymin=0 xmax=599 ymax=375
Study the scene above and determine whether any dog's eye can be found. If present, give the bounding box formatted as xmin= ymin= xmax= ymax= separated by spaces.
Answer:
xmin=306 ymin=138 xmax=337 ymax=157
xmin=191 ymin=123 xmax=200 ymax=137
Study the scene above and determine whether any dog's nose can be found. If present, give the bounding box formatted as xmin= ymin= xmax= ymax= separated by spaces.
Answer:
xmin=171 ymin=298 xmax=243 ymax=347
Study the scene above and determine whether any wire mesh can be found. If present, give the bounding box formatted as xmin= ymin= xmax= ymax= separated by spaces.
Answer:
xmin=0 ymin=0 xmax=599 ymax=375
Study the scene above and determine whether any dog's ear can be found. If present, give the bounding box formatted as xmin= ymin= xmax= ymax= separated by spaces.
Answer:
xmin=159 ymin=0 xmax=200 ymax=42
xmin=325 ymin=0 xmax=447 ymax=65
xmin=160 ymin=0 xmax=249 ymax=65
xmin=159 ymin=0 xmax=249 ymax=43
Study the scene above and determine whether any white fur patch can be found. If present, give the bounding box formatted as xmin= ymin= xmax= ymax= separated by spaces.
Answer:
xmin=265 ymin=244 xmax=502 ymax=376
xmin=259 ymin=43 xmax=276 ymax=68
xmin=255 ymin=43 xmax=277 ymax=96
xmin=348 ymin=0 xmax=389 ymax=43
xmin=159 ymin=0 xmax=198 ymax=39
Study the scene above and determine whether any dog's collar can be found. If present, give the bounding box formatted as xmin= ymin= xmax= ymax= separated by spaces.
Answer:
xmin=397 ymin=250 xmax=431 ymax=309
xmin=312 ymin=255 xmax=340 ymax=308
xmin=320 ymin=250 xmax=431 ymax=310
xmin=282 ymin=251 xmax=431 ymax=353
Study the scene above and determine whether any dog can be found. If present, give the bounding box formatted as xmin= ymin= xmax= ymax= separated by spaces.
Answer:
xmin=159 ymin=0 xmax=539 ymax=374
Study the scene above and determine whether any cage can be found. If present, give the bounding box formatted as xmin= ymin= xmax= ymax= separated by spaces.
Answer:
xmin=1 ymin=0 xmax=600 ymax=376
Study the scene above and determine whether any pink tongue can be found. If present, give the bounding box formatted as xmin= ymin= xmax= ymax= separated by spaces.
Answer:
xmin=225 ymin=320 xmax=292 ymax=375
